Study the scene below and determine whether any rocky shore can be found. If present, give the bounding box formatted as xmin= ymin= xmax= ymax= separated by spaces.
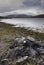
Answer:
xmin=0 ymin=37 xmax=44 ymax=65
xmin=0 ymin=22 xmax=44 ymax=65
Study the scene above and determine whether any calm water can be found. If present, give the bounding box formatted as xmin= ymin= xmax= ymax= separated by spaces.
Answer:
xmin=1 ymin=18 xmax=44 ymax=29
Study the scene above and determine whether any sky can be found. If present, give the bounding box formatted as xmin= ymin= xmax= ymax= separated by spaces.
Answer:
xmin=0 ymin=0 xmax=44 ymax=13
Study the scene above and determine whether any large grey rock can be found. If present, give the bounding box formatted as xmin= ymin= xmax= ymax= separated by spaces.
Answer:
xmin=9 ymin=37 xmax=25 ymax=49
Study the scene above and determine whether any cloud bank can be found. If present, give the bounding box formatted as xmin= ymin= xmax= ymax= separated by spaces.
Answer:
xmin=0 ymin=0 xmax=24 ymax=12
xmin=0 ymin=0 xmax=24 ymax=7
xmin=0 ymin=0 xmax=44 ymax=13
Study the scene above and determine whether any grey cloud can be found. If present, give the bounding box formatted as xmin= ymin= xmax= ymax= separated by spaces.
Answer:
xmin=0 ymin=0 xmax=24 ymax=7
xmin=23 ymin=0 xmax=44 ymax=7
xmin=0 ymin=0 xmax=25 ymax=13
xmin=0 ymin=0 xmax=44 ymax=13
xmin=41 ymin=0 xmax=44 ymax=7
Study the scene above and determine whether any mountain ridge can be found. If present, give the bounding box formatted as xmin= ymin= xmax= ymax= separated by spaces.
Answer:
xmin=0 ymin=14 xmax=44 ymax=19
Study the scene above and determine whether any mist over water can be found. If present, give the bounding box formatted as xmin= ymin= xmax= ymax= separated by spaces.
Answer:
xmin=1 ymin=18 xmax=44 ymax=29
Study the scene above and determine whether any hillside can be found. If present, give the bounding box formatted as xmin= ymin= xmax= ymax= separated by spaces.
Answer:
xmin=0 ymin=14 xmax=44 ymax=19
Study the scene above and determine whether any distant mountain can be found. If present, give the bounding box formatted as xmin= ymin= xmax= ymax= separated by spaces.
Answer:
xmin=0 ymin=14 xmax=44 ymax=19
xmin=0 ymin=8 xmax=44 ymax=18
xmin=31 ymin=14 xmax=44 ymax=18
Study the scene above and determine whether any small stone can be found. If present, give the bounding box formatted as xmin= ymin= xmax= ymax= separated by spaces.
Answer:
xmin=29 ymin=48 xmax=39 ymax=58
xmin=17 ymin=56 xmax=28 ymax=63
xmin=37 ymin=48 xmax=44 ymax=54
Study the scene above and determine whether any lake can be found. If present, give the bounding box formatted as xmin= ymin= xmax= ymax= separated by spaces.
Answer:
xmin=1 ymin=18 xmax=44 ymax=29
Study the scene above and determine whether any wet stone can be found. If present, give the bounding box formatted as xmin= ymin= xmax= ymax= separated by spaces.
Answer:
xmin=29 ymin=48 xmax=40 ymax=58
xmin=17 ymin=56 xmax=28 ymax=63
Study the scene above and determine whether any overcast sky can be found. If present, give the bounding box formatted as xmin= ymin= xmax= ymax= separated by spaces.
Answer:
xmin=0 ymin=0 xmax=44 ymax=13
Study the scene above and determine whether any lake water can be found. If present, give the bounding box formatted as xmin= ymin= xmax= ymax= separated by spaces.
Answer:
xmin=1 ymin=18 xmax=44 ymax=29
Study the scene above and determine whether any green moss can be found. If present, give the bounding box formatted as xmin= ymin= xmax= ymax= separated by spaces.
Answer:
xmin=0 ymin=50 xmax=3 ymax=53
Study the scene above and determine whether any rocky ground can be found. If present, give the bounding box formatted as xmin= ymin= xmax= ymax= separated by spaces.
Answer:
xmin=0 ymin=22 xmax=44 ymax=65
